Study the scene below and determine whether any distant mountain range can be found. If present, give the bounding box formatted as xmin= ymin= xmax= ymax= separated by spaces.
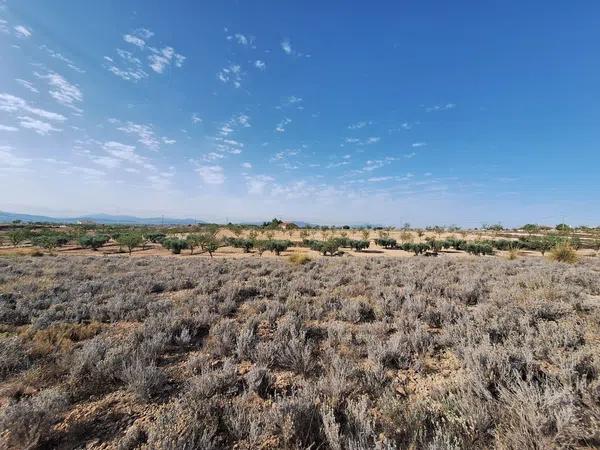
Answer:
xmin=0 ymin=211 xmax=204 ymax=225
xmin=0 ymin=211 xmax=382 ymax=228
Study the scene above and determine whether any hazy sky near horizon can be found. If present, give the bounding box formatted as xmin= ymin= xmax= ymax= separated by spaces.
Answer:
xmin=1 ymin=1 xmax=599 ymax=226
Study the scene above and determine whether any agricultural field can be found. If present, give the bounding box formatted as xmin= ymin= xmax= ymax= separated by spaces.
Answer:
xmin=1 ymin=222 xmax=599 ymax=261
xmin=1 ymin=253 xmax=600 ymax=449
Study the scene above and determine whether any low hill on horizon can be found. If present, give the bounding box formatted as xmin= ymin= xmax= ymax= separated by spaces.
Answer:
xmin=0 ymin=211 xmax=204 ymax=225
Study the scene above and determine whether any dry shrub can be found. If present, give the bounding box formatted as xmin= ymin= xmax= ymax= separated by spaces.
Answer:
xmin=507 ymin=248 xmax=519 ymax=260
xmin=121 ymin=358 xmax=167 ymax=402
xmin=1 ymin=255 xmax=599 ymax=448
xmin=549 ymin=243 xmax=578 ymax=264
xmin=22 ymin=321 xmax=104 ymax=357
xmin=0 ymin=388 xmax=68 ymax=448
xmin=288 ymin=252 xmax=312 ymax=265
xmin=0 ymin=335 xmax=29 ymax=380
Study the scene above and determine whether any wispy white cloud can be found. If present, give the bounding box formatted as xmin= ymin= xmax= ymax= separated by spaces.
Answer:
xmin=426 ymin=103 xmax=455 ymax=112
xmin=241 ymin=162 xmax=252 ymax=169
xmin=218 ymin=114 xmax=251 ymax=137
xmin=124 ymin=34 xmax=145 ymax=48
xmin=104 ymin=51 xmax=148 ymax=82
xmin=217 ymin=64 xmax=243 ymax=88
xmin=270 ymin=148 xmax=299 ymax=163
xmin=40 ymin=45 xmax=85 ymax=73
xmin=195 ymin=164 xmax=225 ymax=184
xmin=367 ymin=176 xmax=394 ymax=183
xmin=191 ymin=113 xmax=203 ymax=124
xmin=148 ymin=46 xmax=185 ymax=73
xmin=326 ymin=161 xmax=350 ymax=169
xmin=345 ymin=157 xmax=398 ymax=175
xmin=18 ymin=116 xmax=61 ymax=135
xmin=0 ymin=145 xmax=30 ymax=168
xmin=226 ymin=32 xmax=252 ymax=46
xmin=202 ymin=152 xmax=225 ymax=162
xmin=147 ymin=166 xmax=175 ymax=191
xmin=122 ymin=28 xmax=158 ymax=52
xmin=123 ymin=28 xmax=154 ymax=48
xmin=13 ymin=25 xmax=31 ymax=38
xmin=35 ymin=72 xmax=83 ymax=113
xmin=106 ymin=29 xmax=184 ymax=80
xmin=117 ymin=121 xmax=161 ymax=151
xmin=0 ymin=124 xmax=18 ymax=131
xmin=91 ymin=155 xmax=121 ymax=169
xmin=281 ymin=39 xmax=292 ymax=55
xmin=343 ymin=136 xmax=380 ymax=146
xmin=246 ymin=174 xmax=274 ymax=194
xmin=57 ymin=165 xmax=106 ymax=180
xmin=348 ymin=121 xmax=371 ymax=130
xmin=0 ymin=93 xmax=66 ymax=122
xmin=16 ymin=79 xmax=39 ymax=94
xmin=280 ymin=38 xmax=310 ymax=57
xmin=254 ymin=60 xmax=266 ymax=70
xmin=237 ymin=114 xmax=251 ymax=128
xmin=103 ymin=141 xmax=155 ymax=170
xmin=412 ymin=142 xmax=427 ymax=147
xmin=275 ymin=117 xmax=292 ymax=133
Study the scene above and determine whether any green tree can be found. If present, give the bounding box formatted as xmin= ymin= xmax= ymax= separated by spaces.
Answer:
xmin=319 ymin=239 xmax=340 ymax=256
xmin=31 ymin=234 xmax=67 ymax=255
xmin=7 ymin=229 xmax=30 ymax=247
xmin=570 ymin=236 xmax=582 ymax=250
xmin=522 ymin=224 xmax=540 ymax=235
xmin=79 ymin=234 xmax=110 ymax=251
xmin=145 ymin=232 xmax=166 ymax=243
xmin=203 ymin=239 xmax=220 ymax=257
xmin=163 ymin=238 xmax=189 ymax=254
xmin=185 ymin=234 xmax=202 ymax=254
xmin=350 ymin=240 xmax=370 ymax=252
xmin=536 ymin=237 xmax=555 ymax=256
xmin=194 ymin=233 xmax=220 ymax=257
xmin=265 ymin=240 xmax=291 ymax=256
xmin=117 ymin=233 xmax=144 ymax=255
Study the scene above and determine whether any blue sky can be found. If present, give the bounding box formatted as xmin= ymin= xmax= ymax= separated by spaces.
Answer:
xmin=1 ymin=1 xmax=599 ymax=226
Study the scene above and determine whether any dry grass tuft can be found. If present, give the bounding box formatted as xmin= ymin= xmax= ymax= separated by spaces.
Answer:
xmin=288 ymin=252 xmax=312 ymax=265
xmin=506 ymin=248 xmax=519 ymax=260
xmin=548 ymin=243 xmax=578 ymax=264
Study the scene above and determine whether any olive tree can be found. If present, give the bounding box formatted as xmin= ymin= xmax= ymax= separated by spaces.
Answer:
xmin=185 ymin=234 xmax=202 ymax=254
xmin=31 ymin=234 xmax=68 ymax=255
xmin=116 ymin=233 xmax=144 ymax=255
xmin=7 ymin=229 xmax=30 ymax=247
xmin=350 ymin=240 xmax=370 ymax=252
xmin=79 ymin=234 xmax=110 ymax=251
xmin=163 ymin=238 xmax=189 ymax=254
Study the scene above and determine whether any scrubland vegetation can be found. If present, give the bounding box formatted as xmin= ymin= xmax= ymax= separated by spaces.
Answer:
xmin=1 ymin=254 xmax=600 ymax=449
